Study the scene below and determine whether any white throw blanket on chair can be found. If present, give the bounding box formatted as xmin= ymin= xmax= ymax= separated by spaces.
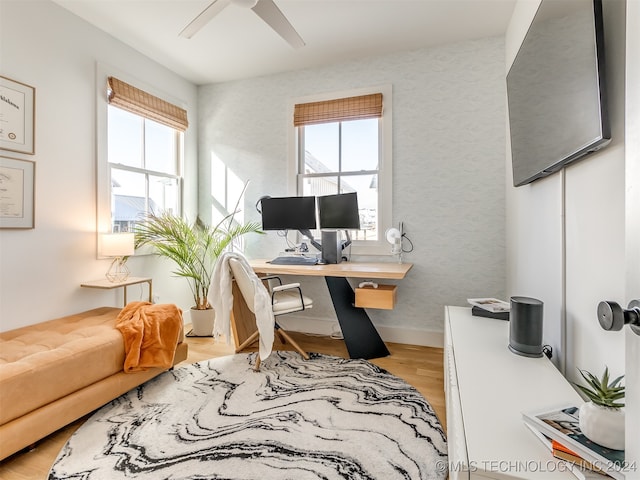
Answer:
xmin=209 ymin=251 xmax=275 ymax=361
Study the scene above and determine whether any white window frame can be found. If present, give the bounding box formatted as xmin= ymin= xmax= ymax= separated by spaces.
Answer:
xmin=288 ymin=84 xmax=393 ymax=256
xmin=108 ymin=105 xmax=183 ymax=219
xmin=96 ymin=64 xmax=184 ymax=257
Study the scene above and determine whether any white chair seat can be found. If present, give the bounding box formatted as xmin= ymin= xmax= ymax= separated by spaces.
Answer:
xmin=272 ymin=290 xmax=313 ymax=316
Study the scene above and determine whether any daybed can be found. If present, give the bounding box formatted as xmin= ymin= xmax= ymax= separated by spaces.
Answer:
xmin=0 ymin=306 xmax=188 ymax=460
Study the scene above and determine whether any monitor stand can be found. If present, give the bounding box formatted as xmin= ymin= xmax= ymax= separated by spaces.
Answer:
xmin=299 ymin=229 xmax=352 ymax=265
xmin=321 ymin=231 xmax=342 ymax=264
xmin=298 ymin=229 xmax=322 ymax=251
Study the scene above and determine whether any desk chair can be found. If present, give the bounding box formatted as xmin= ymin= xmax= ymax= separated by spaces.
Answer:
xmin=228 ymin=257 xmax=312 ymax=370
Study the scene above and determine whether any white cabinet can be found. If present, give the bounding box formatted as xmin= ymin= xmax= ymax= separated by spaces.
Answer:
xmin=444 ymin=306 xmax=583 ymax=479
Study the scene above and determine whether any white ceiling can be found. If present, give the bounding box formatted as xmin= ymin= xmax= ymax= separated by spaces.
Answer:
xmin=52 ymin=0 xmax=517 ymax=85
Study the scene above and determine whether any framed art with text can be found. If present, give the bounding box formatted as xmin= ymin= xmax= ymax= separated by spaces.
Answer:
xmin=0 ymin=76 xmax=35 ymax=155
xmin=0 ymin=156 xmax=35 ymax=229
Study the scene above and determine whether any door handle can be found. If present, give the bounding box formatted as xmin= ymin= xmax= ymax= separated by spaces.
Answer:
xmin=597 ymin=299 xmax=640 ymax=336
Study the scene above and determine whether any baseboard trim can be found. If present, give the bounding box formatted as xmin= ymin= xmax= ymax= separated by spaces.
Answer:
xmin=275 ymin=316 xmax=444 ymax=348
xmin=377 ymin=325 xmax=444 ymax=348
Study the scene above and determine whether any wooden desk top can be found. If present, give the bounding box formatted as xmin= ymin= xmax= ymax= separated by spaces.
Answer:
xmin=249 ymin=259 xmax=413 ymax=280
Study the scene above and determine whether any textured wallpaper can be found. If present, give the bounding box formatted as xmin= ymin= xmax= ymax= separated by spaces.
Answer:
xmin=199 ymin=36 xmax=506 ymax=339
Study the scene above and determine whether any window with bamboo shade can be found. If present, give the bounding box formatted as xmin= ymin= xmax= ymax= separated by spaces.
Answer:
xmin=107 ymin=76 xmax=188 ymax=132
xmin=293 ymin=93 xmax=383 ymax=127
xmin=105 ymin=77 xmax=184 ymax=234
xmin=292 ymin=88 xmax=392 ymax=255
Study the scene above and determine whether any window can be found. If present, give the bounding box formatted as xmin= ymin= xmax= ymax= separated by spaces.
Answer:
xmin=105 ymin=77 xmax=187 ymax=233
xmin=293 ymin=87 xmax=392 ymax=254
xmin=107 ymin=107 xmax=181 ymax=232
xmin=298 ymin=119 xmax=379 ymax=239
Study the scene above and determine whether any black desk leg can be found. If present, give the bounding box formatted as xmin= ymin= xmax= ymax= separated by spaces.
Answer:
xmin=325 ymin=276 xmax=390 ymax=360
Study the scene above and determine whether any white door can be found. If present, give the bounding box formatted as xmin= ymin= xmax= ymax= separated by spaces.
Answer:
xmin=625 ymin=1 xmax=639 ymax=476
xmin=626 ymin=332 xmax=639 ymax=477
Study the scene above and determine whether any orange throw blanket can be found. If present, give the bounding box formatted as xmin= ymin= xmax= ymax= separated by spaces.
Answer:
xmin=116 ymin=302 xmax=183 ymax=373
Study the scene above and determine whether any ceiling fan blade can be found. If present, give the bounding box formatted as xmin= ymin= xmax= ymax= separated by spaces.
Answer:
xmin=251 ymin=0 xmax=305 ymax=49
xmin=179 ymin=0 xmax=232 ymax=39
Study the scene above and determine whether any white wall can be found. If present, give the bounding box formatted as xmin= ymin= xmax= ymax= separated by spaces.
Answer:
xmin=0 ymin=0 xmax=199 ymax=331
xmin=564 ymin=0 xmax=627 ymax=383
xmin=505 ymin=0 xmax=565 ymax=370
xmin=505 ymin=0 xmax=626 ymax=378
xmin=199 ymin=38 xmax=507 ymax=345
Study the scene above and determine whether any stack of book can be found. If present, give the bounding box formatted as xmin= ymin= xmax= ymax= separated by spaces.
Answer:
xmin=467 ymin=297 xmax=510 ymax=320
xmin=522 ymin=404 xmax=626 ymax=480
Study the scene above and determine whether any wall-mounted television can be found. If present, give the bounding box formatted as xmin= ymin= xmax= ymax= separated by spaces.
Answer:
xmin=260 ymin=196 xmax=317 ymax=231
xmin=318 ymin=192 xmax=361 ymax=230
xmin=507 ymin=0 xmax=610 ymax=187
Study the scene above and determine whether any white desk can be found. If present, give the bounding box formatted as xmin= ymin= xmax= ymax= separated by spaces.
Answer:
xmin=80 ymin=276 xmax=152 ymax=306
xmin=444 ymin=306 xmax=581 ymax=479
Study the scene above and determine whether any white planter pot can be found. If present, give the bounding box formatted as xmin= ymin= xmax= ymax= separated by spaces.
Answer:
xmin=578 ymin=401 xmax=625 ymax=451
xmin=189 ymin=307 xmax=215 ymax=337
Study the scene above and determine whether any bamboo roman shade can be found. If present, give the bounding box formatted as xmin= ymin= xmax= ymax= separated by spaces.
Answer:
xmin=107 ymin=76 xmax=189 ymax=132
xmin=293 ymin=93 xmax=383 ymax=127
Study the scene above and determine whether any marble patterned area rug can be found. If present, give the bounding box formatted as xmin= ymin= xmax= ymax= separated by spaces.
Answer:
xmin=49 ymin=352 xmax=448 ymax=480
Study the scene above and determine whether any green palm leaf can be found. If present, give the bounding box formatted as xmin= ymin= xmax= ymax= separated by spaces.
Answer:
xmin=134 ymin=184 xmax=263 ymax=310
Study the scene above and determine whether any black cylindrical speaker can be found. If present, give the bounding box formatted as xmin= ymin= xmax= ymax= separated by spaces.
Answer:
xmin=509 ymin=296 xmax=543 ymax=357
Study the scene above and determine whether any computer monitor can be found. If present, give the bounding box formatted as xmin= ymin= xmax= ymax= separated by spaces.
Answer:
xmin=318 ymin=192 xmax=361 ymax=230
xmin=260 ymin=196 xmax=317 ymax=231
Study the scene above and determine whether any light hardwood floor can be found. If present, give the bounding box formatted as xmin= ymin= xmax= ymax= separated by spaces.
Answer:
xmin=0 ymin=330 xmax=445 ymax=480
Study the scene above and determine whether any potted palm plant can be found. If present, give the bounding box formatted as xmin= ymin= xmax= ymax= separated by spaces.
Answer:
xmin=134 ymin=190 xmax=262 ymax=336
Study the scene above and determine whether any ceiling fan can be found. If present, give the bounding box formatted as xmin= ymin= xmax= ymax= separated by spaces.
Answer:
xmin=179 ymin=0 xmax=305 ymax=49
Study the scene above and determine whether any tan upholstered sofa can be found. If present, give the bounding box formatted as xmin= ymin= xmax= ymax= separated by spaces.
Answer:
xmin=0 ymin=306 xmax=188 ymax=460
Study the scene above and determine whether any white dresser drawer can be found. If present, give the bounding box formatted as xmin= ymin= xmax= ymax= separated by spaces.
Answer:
xmin=444 ymin=316 xmax=470 ymax=480
xmin=444 ymin=306 xmax=581 ymax=480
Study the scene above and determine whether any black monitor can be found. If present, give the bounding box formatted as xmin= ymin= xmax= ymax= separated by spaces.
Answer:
xmin=260 ymin=196 xmax=317 ymax=231
xmin=318 ymin=192 xmax=360 ymax=230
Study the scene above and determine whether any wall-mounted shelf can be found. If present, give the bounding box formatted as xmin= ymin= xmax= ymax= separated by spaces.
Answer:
xmin=81 ymin=276 xmax=152 ymax=306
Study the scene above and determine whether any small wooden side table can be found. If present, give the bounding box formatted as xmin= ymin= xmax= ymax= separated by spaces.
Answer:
xmin=80 ymin=276 xmax=152 ymax=306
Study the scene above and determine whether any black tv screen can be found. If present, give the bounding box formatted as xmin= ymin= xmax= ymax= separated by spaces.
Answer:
xmin=507 ymin=0 xmax=610 ymax=187
xmin=260 ymin=196 xmax=317 ymax=231
xmin=318 ymin=192 xmax=361 ymax=230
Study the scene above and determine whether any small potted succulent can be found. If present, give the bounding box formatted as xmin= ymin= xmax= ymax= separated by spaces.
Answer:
xmin=575 ymin=366 xmax=625 ymax=451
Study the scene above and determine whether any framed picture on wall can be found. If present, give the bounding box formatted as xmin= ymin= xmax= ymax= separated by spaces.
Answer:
xmin=0 ymin=156 xmax=35 ymax=229
xmin=0 ymin=76 xmax=35 ymax=155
